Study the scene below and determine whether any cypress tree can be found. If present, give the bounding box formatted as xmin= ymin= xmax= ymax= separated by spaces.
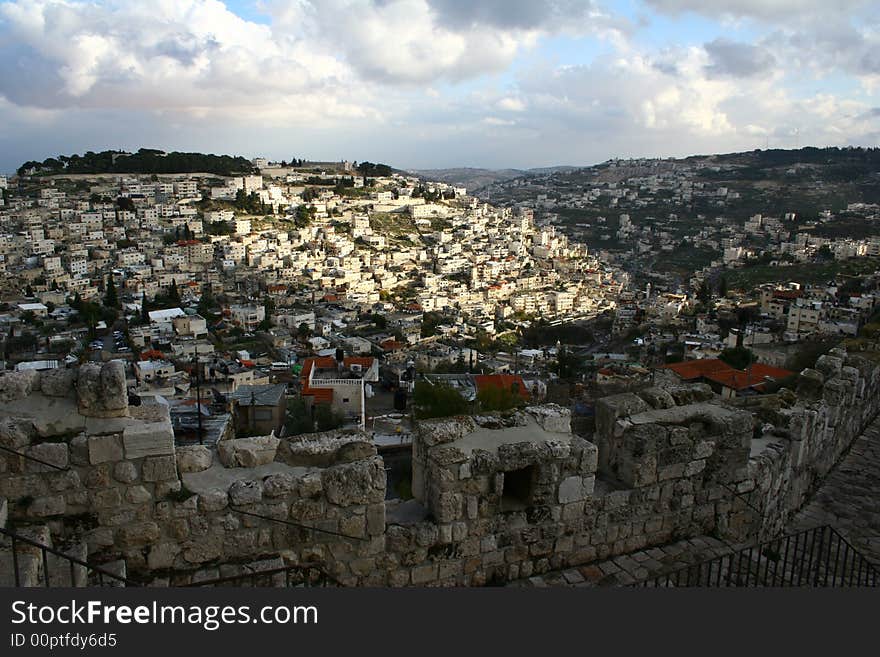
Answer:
xmin=104 ymin=275 xmax=118 ymax=308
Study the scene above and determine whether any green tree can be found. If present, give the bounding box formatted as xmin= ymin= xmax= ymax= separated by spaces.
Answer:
xmin=284 ymin=397 xmax=315 ymax=436
xmin=719 ymin=346 xmax=755 ymax=370
xmin=718 ymin=275 xmax=729 ymax=298
xmin=413 ymin=381 xmax=470 ymax=419
xmin=314 ymin=403 xmax=344 ymax=431
xmin=551 ymin=345 xmax=583 ymax=380
xmin=168 ymin=279 xmax=181 ymax=305
xmin=477 ymin=385 xmax=521 ymax=412
xmin=696 ymin=279 xmax=711 ymax=306
xmin=104 ymin=275 xmax=119 ymax=308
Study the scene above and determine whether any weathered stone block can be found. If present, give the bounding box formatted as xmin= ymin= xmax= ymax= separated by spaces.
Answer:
xmin=0 ymin=417 xmax=33 ymax=450
xmin=411 ymin=563 xmax=438 ymax=585
xmin=684 ymin=459 xmax=706 ymax=477
xmin=123 ymin=422 xmax=175 ymax=459
xmin=198 ymin=489 xmax=228 ymax=513
xmin=29 ymin=495 xmax=66 ymax=517
xmin=694 ymin=440 xmax=715 ymax=459
xmin=39 ymin=368 xmax=77 ymax=398
xmin=88 ymin=435 xmax=124 ymax=465
xmin=91 ymin=488 xmax=122 ymax=509
xmin=147 ymin=542 xmax=181 ymax=570
xmin=297 ymin=472 xmax=323 ymax=498
xmin=155 ymin=480 xmax=181 ymax=497
xmin=366 ymin=503 xmax=386 ymax=536
xmin=0 ymin=370 xmax=40 ymax=402
xmin=228 ymin=479 xmax=262 ymax=506
xmin=322 ymin=458 xmax=384 ymax=506
xmin=262 ymin=473 xmax=295 ymax=498
xmin=218 ymin=436 xmax=280 ymax=468
xmin=339 ymin=514 xmax=366 ymax=539
xmin=113 ymin=461 xmax=138 ymax=483
xmin=116 ymin=522 xmax=160 ymax=548
xmin=126 ymin=485 xmax=152 ymax=505
xmin=25 ymin=443 xmax=69 ymax=472
xmin=526 ymin=404 xmax=572 ymax=433
xmin=76 ymin=362 xmax=128 ymax=418
xmin=176 ymin=445 xmax=213 ymax=473
xmin=637 ymin=387 xmax=676 ymax=409
xmin=141 ymin=456 xmax=178 ymax=482
xmin=182 ymin=534 xmax=223 ymax=564
xmin=558 ymin=475 xmax=594 ymax=503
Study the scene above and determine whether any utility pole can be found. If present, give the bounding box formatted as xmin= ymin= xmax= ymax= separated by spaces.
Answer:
xmin=192 ymin=357 xmax=203 ymax=444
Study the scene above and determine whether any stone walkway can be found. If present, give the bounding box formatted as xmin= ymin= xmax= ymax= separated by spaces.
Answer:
xmin=509 ymin=535 xmax=734 ymax=587
xmin=786 ymin=419 xmax=880 ymax=565
xmin=514 ymin=415 xmax=880 ymax=587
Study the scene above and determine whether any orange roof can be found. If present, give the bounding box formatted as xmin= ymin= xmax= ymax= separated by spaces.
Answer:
xmin=473 ymin=374 xmax=530 ymax=400
xmin=704 ymin=366 xmax=792 ymax=390
xmin=666 ymin=358 xmax=794 ymax=391
xmin=300 ymin=356 xmax=375 ymax=401
xmin=773 ymin=290 xmax=801 ymax=300
xmin=663 ymin=359 xmax=733 ymax=380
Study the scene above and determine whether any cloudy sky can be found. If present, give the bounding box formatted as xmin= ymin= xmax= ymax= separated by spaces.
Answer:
xmin=1 ymin=0 xmax=879 ymax=173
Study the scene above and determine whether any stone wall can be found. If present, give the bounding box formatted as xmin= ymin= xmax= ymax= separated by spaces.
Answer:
xmin=0 ymin=363 xmax=386 ymax=585
xmin=740 ymin=348 xmax=880 ymax=539
xmin=2 ymin=348 xmax=877 ymax=586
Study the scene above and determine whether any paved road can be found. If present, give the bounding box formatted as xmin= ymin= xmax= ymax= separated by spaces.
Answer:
xmin=786 ymin=418 xmax=880 ymax=565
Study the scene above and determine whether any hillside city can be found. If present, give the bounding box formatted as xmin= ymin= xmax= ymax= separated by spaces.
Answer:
xmin=0 ymin=147 xmax=879 ymax=588
xmin=3 ymin=149 xmax=880 ymax=442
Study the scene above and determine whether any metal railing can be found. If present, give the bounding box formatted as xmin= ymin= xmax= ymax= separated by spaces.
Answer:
xmin=635 ymin=525 xmax=879 ymax=587
xmin=0 ymin=526 xmax=137 ymax=588
xmin=184 ymin=564 xmax=340 ymax=587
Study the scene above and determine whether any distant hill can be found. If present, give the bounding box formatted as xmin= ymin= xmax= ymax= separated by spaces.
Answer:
xmin=411 ymin=167 xmax=528 ymax=191
xmin=17 ymin=148 xmax=258 ymax=177
xmin=412 ymin=165 xmax=589 ymax=192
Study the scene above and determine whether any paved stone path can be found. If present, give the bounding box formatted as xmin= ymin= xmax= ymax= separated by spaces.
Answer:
xmin=514 ymin=415 xmax=880 ymax=587
xmin=786 ymin=419 xmax=880 ymax=565
xmin=508 ymin=535 xmax=734 ymax=587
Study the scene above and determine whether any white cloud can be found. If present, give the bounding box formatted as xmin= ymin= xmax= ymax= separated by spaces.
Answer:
xmin=497 ymin=97 xmax=527 ymax=112
xmin=482 ymin=116 xmax=516 ymax=126
xmin=0 ymin=0 xmax=877 ymax=172
xmin=644 ymin=0 xmax=873 ymax=23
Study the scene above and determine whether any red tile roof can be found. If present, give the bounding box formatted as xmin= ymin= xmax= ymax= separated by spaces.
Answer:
xmin=665 ymin=358 xmax=793 ymax=391
xmin=473 ymin=374 xmax=530 ymax=400
xmin=663 ymin=359 xmax=733 ymax=380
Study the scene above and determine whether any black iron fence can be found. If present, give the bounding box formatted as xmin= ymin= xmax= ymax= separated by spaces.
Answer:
xmin=0 ymin=526 xmax=137 ymax=587
xmin=637 ymin=525 xmax=879 ymax=587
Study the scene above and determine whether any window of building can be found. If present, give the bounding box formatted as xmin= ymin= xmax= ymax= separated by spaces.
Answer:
xmin=501 ymin=465 xmax=535 ymax=511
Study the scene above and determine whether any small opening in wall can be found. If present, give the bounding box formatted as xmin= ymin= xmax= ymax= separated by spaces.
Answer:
xmin=501 ymin=465 xmax=535 ymax=511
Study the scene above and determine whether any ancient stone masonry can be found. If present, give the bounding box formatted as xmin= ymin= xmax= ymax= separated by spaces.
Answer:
xmin=0 ymin=362 xmax=387 ymax=585
xmin=0 ymin=348 xmax=877 ymax=586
